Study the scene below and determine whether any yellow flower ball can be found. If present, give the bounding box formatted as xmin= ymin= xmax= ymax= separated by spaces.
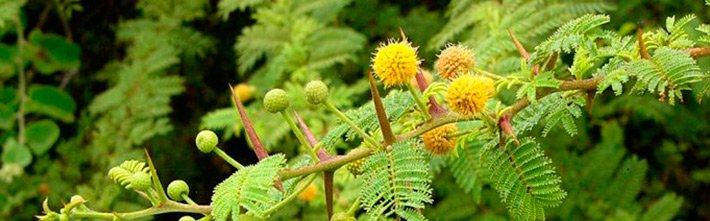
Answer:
xmin=446 ymin=75 xmax=495 ymax=115
xmin=234 ymin=83 xmax=255 ymax=101
xmin=298 ymin=184 xmax=319 ymax=202
xmin=422 ymin=124 xmax=458 ymax=155
xmin=435 ymin=44 xmax=475 ymax=80
xmin=372 ymin=41 xmax=420 ymax=87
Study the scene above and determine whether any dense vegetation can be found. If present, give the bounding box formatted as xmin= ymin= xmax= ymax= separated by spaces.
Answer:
xmin=1 ymin=0 xmax=709 ymax=220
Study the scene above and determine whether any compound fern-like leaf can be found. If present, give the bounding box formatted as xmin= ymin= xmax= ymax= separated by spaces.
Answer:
xmin=320 ymin=91 xmax=414 ymax=149
xmin=449 ymin=139 xmax=485 ymax=203
xmin=629 ymin=47 xmax=704 ymax=105
xmin=211 ymin=154 xmax=286 ymax=221
xmin=359 ymin=139 xmax=433 ymax=220
xmin=481 ymin=138 xmax=566 ymax=220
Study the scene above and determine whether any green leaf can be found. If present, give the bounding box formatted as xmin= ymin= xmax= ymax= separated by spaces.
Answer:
xmin=628 ymin=47 xmax=703 ymax=105
xmin=516 ymin=72 xmax=560 ymax=102
xmin=0 ymin=43 xmax=16 ymax=79
xmin=0 ymin=87 xmax=16 ymax=129
xmin=359 ymin=139 xmax=432 ymax=219
xmin=449 ymin=139 xmax=485 ymax=203
xmin=0 ymin=0 xmax=26 ymax=29
xmin=0 ymin=104 xmax=14 ymax=129
xmin=321 ymin=91 xmax=414 ymax=150
xmin=641 ymin=193 xmax=683 ymax=221
xmin=1 ymin=138 xmax=32 ymax=167
xmin=211 ymin=154 xmax=286 ymax=221
xmin=28 ymin=30 xmax=81 ymax=74
xmin=25 ymin=120 xmax=60 ymax=155
xmin=25 ymin=85 xmax=76 ymax=122
xmin=481 ymin=138 xmax=566 ymax=220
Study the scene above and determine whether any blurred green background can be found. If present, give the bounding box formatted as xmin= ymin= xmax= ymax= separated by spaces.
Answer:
xmin=0 ymin=0 xmax=708 ymax=220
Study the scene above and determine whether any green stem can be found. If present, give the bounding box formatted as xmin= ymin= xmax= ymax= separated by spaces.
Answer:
xmin=474 ymin=68 xmax=503 ymax=80
xmin=280 ymin=111 xmax=319 ymax=162
xmin=281 ymin=147 xmax=372 ymax=180
xmin=14 ymin=18 xmax=26 ymax=145
xmin=145 ymin=150 xmax=169 ymax=203
xmin=346 ymin=198 xmax=361 ymax=216
xmin=182 ymin=194 xmax=197 ymax=206
xmin=324 ymin=101 xmax=380 ymax=148
xmin=214 ymin=148 xmax=245 ymax=170
xmin=264 ymin=174 xmax=318 ymax=215
xmin=406 ymin=82 xmax=431 ymax=119
xmin=71 ymin=201 xmax=210 ymax=220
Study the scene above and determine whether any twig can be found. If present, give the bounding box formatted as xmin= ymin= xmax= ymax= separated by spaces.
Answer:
xmin=15 ymin=18 xmax=26 ymax=145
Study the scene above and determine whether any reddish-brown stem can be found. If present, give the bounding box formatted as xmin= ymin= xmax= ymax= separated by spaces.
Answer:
xmin=688 ymin=47 xmax=710 ymax=58
xmin=415 ymin=69 xmax=447 ymax=117
xmin=324 ymin=171 xmax=334 ymax=218
xmin=368 ymin=71 xmax=396 ymax=146
xmin=229 ymin=85 xmax=269 ymax=160
xmin=294 ymin=112 xmax=331 ymax=161
xmin=508 ymin=29 xmax=539 ymax=75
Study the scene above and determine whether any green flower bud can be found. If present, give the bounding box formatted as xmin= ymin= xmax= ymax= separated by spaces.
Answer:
xmin=59 ymin=214 xmax=69 ymax=221
xmin=167 ymin=180 xmax=190 ymax=201
xmin=128 ymin=171 xmax=152 ymax=191
xmin=346 ymin=158 xmax=366 ymax=176
xmin=263 ymin=89 xmax=290 ymax=113
xmin=196 ymin=130 xmax=218 ymax=153
xmin=304 ymin=80 xmax=329 ymax=105
xmin=178 ymin=216 xmax=196 ymax=221
xmin=331 ymin=212 xmax=357 ymax=221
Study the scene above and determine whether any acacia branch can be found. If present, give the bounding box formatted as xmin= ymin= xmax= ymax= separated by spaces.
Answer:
xmin=280 ymin=77 xmax=604 ymax=179
xmin=688 ymin=47 xmax=710 ymax=58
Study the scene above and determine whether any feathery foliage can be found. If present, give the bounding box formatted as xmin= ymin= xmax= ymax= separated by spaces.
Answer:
xmin=359 ymin=139 xmax=433 ymax=220
xmin=448 ymin=139 xmax=486 ymax=203
xmin=481 ymin=138 xmax=567 ymax=220
xmin=320 ymin=91 xmax=415 ymax=150
xmin=535 ymin=14 xmax=610 ymax=57
xmin=514 ymin=93 xmax=585 ymax=137
xmin=430 ymin=0 xmax=612 ymax=72
xmin=107 ymin=160 xmax=149 ymax=189
xmin=211 ymin=154 xmax=286 ymax=221
xmin=628 ymin=47 xmax=703 ymax=104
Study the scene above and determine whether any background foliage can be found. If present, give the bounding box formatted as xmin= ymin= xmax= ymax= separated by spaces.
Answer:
xmin=0 ymin=0 xmax=708 ymax=220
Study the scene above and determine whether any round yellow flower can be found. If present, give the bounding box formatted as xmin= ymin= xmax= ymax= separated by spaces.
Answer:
xmin=446 ymin=75 xmax=495 ymax=115
xmin=422 ymin=124 xmax=458 ymax=155
xmin=233 ymin=83 xmax=255 ymax=101
xmin=435 ymin=44 xmax=475 ymax=80
xmin=297 ymin=184 xmax=319 ymax=202
xmin=372 ymin=41 xmax=420 ymax=87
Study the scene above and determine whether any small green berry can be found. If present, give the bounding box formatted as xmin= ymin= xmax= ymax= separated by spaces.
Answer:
xmin=263 ymin=89 xmax=290 ymax=113
xmin=178 ymin=216 xmax=196 ymax=221
xmin=196 ymin=130 xmax=218 ymax=153
xmin=304 ymin=80 xmax=329 ymax=105
xmin=128 ymin=171 xmax=152 ymax=191
xmin=167 ymin=180 xmax=190 ymax=201
xmin=330 ymin=212 xmax=356 ymax=221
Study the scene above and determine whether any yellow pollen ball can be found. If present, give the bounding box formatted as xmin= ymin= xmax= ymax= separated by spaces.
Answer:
xmin=422 ymin=124 xmax=458 ymax=155
xmin=372 ymin=41 xmax=420 ymax=87
xmin=435 ymin=44 xmax=475 ymax=80
xmin=446 ymin=75 xmax=495 ymax=115
xmin=234 ymin=83 xmax=255 ymax=101
xmin=297 ymin=184 xmax=318 ymax=202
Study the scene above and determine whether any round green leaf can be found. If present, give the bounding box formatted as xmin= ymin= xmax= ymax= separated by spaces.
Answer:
xmin=25 ymin=85 xmax=76 ymax=122
xmin=28 ymin=31 xmax=81 ymax=74
xmin=2 ymin=138 xmax=32 ymax=168
xmin=25 ymin=120 xmax=60 ymax=155
xmin=0 ymin=104 xmax=14 ymax=129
